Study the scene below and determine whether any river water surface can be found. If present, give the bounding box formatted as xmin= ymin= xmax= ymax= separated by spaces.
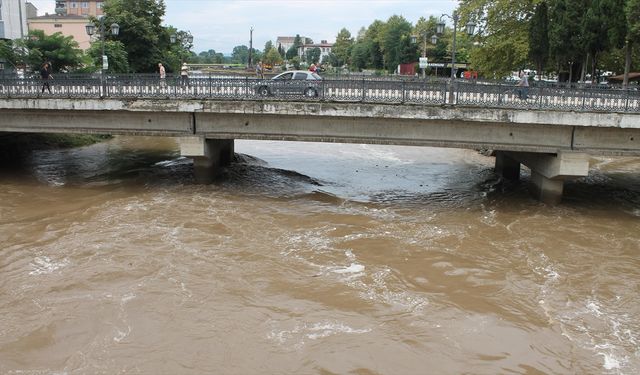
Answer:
xmin=1 ymin=136 xmax=639 ymax=374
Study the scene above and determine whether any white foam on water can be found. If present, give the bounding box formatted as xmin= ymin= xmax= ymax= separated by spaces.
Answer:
xmin=28 ymin=256 xmax=70 ymax=275
xmin=306 ymin=321 xmax=372 ymax=340
xmin=267 ymin=320 xmax=371 ymax=347
xmin=332 ymin=263 xmax=365 ymax=274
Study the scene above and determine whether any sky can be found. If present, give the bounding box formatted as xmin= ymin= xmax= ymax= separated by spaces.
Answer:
xmin=28 ymin=0 xmax=458 ymax=54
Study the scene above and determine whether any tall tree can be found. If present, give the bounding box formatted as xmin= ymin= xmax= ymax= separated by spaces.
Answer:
xmin=624 ymin=0 xmax=640 ymax=86
xmin=103 ymin=0 xmax=167 ymax=73
xmin=264 ymin=40 xmax=274 ymax=56
xmin=528 ymin=2 xmax=549 ymax=80
xmin=231 ymin=45 xmax=249 ymax=64
xmin=332 ymin=28 xmax=354 ymax=67
xmin=381 ymin=15 xmax=412 ymax=72
xmin=459 ymin=0 xmax=534 ymax=77
xmin=286 ymin=34 xmax=303 ymax=60
xmin=549 ymin=0 xmax=588 ymax=82
xmin=86 ymin=40 xmax=130 ymax=73
xmin=306 ymin=47 xmax=321 ymax=64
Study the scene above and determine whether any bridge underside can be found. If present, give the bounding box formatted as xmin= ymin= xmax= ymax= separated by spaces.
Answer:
xmin=1 ymin=101 xmax=639 ymax=204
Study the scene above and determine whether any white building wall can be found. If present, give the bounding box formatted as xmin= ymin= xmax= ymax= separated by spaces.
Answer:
xmin=0 ymin=0 xmax=28 ymax=40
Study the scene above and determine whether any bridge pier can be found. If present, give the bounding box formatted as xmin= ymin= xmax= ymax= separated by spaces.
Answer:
xmin=179 ymin=137 xmax=234 ymax=183
xmin=499 ymin=151 xmax=590 ymax=204
xmin=494 ymin=151 xmax=521 ymax=181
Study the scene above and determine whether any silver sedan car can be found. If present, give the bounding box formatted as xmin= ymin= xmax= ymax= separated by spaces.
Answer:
xmin=255 ymin=70 xmax=322 ymax=97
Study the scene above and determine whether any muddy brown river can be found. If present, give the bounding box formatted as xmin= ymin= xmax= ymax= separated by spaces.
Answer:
xmin=1 ymin=136 xmax=639 ymax=374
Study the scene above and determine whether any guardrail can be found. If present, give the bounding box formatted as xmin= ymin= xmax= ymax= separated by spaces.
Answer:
xmin=0 ymin=73 xmax=638 ymax=113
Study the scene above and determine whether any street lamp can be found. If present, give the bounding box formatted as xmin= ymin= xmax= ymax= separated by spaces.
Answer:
xmin=432 ymin=11 xmax=475 ymax=103
xmin=170 ymin=33 xmax=194 ymax=45
xmin=411 ymin=32 xmax=429 ymax=78
xmin=86 ymin=17 xmax=119 ymax=96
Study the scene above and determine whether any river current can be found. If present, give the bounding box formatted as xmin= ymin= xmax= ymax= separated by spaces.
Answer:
xmin=0 ymin=136 xmax=639 ymax=374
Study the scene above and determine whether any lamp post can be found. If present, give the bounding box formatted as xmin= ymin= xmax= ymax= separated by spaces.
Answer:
xmin=170 ymin=32 xmax=194 ymax=69
xmin=170 ymin=32 xmax=194 ymax=45
xmin=86 ymin=17 xmax=119 ymax=97
xmin=411 ymin=32 xmax=429 ymax=78
xmin=433 ymin=11 xmax=475 ymax=103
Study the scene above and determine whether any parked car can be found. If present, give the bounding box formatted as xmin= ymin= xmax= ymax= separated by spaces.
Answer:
xmin=255 ymin=70 xmax=322 ymax=97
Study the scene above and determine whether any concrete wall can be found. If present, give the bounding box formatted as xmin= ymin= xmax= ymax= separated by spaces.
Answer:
xmin=0 ymin=98 xmax=639 ymax=156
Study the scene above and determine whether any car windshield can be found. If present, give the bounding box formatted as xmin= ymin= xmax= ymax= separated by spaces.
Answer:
xmin=293 ymin=72 xmax=308 ymax=80
xmin=274 ymin=73 xmax=293 ymax=80
xmin=311 ymin=73 xmax=322 ymax=80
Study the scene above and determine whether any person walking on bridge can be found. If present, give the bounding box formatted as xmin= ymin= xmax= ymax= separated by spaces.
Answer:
xmin=40 ymin=62 xmax=53 ymax=94
xmin=158 ymin=62 xmax=166 ymax=88
xmin=255 ymin=61 xmax=264 ymax=79
xmin=517 ymin=71 xmax=529 ymax=100
xmin=180 ymin=62 xmax=189 ymax=86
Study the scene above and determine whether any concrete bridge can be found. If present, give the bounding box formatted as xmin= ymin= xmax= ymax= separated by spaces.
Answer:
xmin=1 ymin=74 xmax=639 ymax=203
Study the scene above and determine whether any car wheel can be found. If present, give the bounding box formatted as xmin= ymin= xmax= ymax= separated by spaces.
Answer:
xmin=258 ymin=86 xmax=270 ymax=96
xmin=304 ymin=87 xmax=318 ymax=98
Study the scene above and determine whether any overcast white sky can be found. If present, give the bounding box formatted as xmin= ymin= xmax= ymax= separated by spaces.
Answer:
xmin=29 ymin=0 xmax=458 ymax=54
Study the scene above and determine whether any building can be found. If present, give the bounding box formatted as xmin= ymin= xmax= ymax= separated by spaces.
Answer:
xmin=0 ymin=0 xmax=28 ymax=40
xmin=276 ymin=36 xmax=311 ymax=54
xmin=298 ymin=40 xmax=333 ymax=63
xmin=28 ymin=13 xmax=91 ymax=49
xmin=55 ymin=0 xmax=103 ymax=17
xmin=25 ymin=1 xmax=37 ymax=19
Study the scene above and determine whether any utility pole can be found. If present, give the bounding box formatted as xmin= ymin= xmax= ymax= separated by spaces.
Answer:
xmin=248 ymin=27 xmax=254 ymax=69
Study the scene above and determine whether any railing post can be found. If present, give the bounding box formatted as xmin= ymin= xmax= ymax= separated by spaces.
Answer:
xmin=361 ymin=77 xmax=366 ymax=102
xmin=401 ymin=80 xmax=405 ymax=103
xmin=209 ymin=72 xmax=212 ymax=98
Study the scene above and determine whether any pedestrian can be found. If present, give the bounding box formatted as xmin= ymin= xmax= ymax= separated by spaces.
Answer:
xmin=255 ymin=61 xmax=263 ymax=79
xmin=180 ymin=62 xmax=189 ymax=86
xmin=309 ymin=63 xmax=317 ymax=74
xmin=158 ymin=62 xmax=166 ymax=87
xmin=517 ymin=70 xmax=529 ymax=100
xmin=40 ymin=62 xmax=53 ymax=94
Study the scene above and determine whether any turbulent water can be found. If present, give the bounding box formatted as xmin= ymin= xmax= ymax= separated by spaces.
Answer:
xmin=0 ymin=136 xmax=639 ymax=374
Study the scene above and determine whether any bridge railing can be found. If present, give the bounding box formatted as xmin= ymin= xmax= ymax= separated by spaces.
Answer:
xmin=0 ymin=74 xmax=638 ymax=113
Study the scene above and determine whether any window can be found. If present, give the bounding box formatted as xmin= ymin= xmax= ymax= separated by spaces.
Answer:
xmin=54 ymin=24 xmax=62 ymax=28
xmin=293 ymin=72 xmax=308 ymax=80
xmin=70 ymin=2 xmax=77 ymax=8
xmin=97 ymin=2 xmax=103 ymax=9
xmin=81 ymin=2 xmax=88 ymax=8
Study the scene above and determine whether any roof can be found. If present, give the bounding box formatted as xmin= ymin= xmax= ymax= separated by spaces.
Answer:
xmin=28 ymin=14 xmax=88 ymax=20
xmin=608 ymin=72 xmax=640 ymax=82
xmin=300 ymin=43 xmax=333 ymax=48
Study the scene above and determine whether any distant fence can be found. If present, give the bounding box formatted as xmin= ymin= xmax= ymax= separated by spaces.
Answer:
xmin=0 ymin=73 xmax=639 ymax=113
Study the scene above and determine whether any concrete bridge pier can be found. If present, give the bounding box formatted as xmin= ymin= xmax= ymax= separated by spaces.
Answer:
xmin=497 ymin=151 xmax=590 ymax=204
xmin=179 ymin=137 xmax=234 ymax=183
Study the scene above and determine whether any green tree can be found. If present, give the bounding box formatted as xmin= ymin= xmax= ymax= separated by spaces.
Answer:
xmin=231 ymin=45 xmax=249 ymax=64
xmin=623 ymin=0 xmax=640 ymax=85
xmin=381 ymin=15 xmax=413 ymax=72
xmin=286 ymin=34 xmax=303 ymax=60
xmin=19 ymin=30 xmax=84 ymax=73
xmin=460 ymin=0 xmax=534 ymax=77
xmin=264 ymin=40 xmax=274 ymax=56
xmin=332 ymin=28 xmax=353 ymax=67
xmin=350 ymin=40 xmax=371 ymax=71
xmin=0 ymin=40 xmax=21 ymax=69
xmin=86 ymin=40 xmax=130 ymax=73
xmin=102 ymin=0 xmax=167 ymax=72
xmin=264 ymin=46 xmax=283 ymax=66
xmin=528 ymin=1 xmax=549 ymax=80
xmin=306 ymin=47 xmax=321 ymax=64
xmin=549 ymin=0 xmax=589 ymax=82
